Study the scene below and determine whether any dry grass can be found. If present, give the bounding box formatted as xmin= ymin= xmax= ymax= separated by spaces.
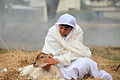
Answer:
xmin=0 ymin=46 xmax=120 ymax=80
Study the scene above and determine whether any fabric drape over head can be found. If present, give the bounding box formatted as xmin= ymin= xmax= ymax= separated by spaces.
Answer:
xmin=42 ymin=14 xmax=91 ymax=66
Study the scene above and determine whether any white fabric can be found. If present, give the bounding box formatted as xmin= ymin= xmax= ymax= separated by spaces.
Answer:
xmin=56 ymin=14 xmax=76 ymax=28
xmin=99 ymin=70 xmax=113 ymax=80
xmin=58 ymin=58 xmax=112 ymax=80
xmin=42 ymin=14 xmax=91 ymax=66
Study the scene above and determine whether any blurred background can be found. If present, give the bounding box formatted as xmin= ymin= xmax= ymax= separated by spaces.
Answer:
xmin=0 ymin=0 xmax=120 ymax=50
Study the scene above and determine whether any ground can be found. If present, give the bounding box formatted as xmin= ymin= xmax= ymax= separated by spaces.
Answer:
xmin=0 ymin=46 xmax=120 ymax=80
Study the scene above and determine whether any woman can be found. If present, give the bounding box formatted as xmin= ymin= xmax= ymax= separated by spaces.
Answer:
xmin=42 ymin=14 xmax=112 ymax=80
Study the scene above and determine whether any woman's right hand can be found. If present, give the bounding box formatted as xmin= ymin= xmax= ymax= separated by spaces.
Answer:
xmin=44 ymin=58 xmax=59 ymax=65
xmin=42 ymin=58 xmax=59 ymax=71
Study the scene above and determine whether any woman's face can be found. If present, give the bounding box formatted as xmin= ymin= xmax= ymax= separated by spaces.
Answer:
xmin=59 ymin=25 xmax=72 ymax=37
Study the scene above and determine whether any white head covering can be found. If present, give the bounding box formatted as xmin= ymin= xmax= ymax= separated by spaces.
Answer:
xmin=56 ymin=14 xmax=76 ymax=28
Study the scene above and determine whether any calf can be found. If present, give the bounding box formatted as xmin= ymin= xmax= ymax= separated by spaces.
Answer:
xmin=21 ymin=52 xmax=64 ymax=80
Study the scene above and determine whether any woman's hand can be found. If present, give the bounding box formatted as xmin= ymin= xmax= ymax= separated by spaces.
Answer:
xmin=44 ymin=58 xmax=59 ymax=65
xmin=42 ymin=58 xmax=59 ymax=71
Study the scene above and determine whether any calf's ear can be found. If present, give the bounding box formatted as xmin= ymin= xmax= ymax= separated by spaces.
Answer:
xmin=36 ymin=53 xmax=41 ymax=60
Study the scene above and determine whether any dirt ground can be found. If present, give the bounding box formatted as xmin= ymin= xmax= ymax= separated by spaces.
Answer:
xmin=0 ymin=46 xmax=120 ymax=80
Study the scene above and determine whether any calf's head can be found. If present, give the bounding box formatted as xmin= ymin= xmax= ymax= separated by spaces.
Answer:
xmin=33 ymin=52 xmax=53 ymax=68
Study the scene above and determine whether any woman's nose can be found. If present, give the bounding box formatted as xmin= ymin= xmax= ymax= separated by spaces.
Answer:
xmin=61 ymin=29 xmax=65 ymax=33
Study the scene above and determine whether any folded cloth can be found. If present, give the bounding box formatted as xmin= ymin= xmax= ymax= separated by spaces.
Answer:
xmin=99 ymin=70 xmax=112 ymax=80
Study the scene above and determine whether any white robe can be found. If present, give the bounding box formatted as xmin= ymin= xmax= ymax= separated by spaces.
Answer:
xmin=42 ymin=24 xmax=91 ymax=66
xmin=42 ymin=14 xmax=112 ymax=80
xmin=58 ymin=58 xmax=112 ymax=80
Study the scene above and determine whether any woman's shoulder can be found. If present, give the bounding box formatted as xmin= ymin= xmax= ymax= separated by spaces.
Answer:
xmin=49 ymin=25 xmax=57 ymax=32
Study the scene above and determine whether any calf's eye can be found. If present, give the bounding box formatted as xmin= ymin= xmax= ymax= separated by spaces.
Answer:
xmin=49 ymin=56 xmax=52 ymax=58
xmin=40 ymin=56 xmax=44 ymax=58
